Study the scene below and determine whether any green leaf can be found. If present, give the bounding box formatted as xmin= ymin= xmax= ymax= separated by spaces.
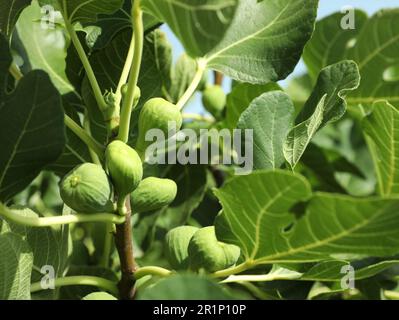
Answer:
xmin=206 ymin=0 xmax=318 ymax=84
xmin=237 ymin=91 xmax=295 ymax=170
xmin=39 ymin=0 xmax=124 ymax=24
xmin=215 ymin=170 xmax=399 ymax=265
xmin=297 ymin=61 xmax=360 ymax=126
xmin=2 ymin=206 xmax=67 ymax=284
xmin=303 ymin=10 xmax=368 ymax=81
xmin=138 ymin=274 xmax=234 ymax=300
xmin=84 ymin=0 xmax=159 ymax=50
xmin=284 ymin=95 xmax=326 ymax=169
xmin=16 ymin=1 xmax=76 ymax=94
xmin=284 ymin=61 xmax=360 ymax=168
xmin=306 ymin=283 xmax=345 ymax=300
xmin=0 ymin=35 xmax=12 ymax=98
xmin=47 ymin=100 xmax=92 ymax=176
xmin=285 ymin=73 xmax=313 ymax=110
xmin=299 ymin=260 xmax=399 ymax=282
xmin=154 ymin=30 xmax=173 ymax=100
xmin=0 ymin=233 xmax=33 ymax=300
xmin=167 ymin=53 xmax=198 ymax=104
xmin=300 ymin=143 xmax=353 ymax=193
xmin=142 ymin=0 xmax=238 ymax=58
xmin=65 ymin=31 xmax=89 ymax=92
xmin=0 ymin=0 xmax=31 ymax=39
xmin=0 ymin=35 xmax=65 ymax=202
xmin=363 ymin=100 xmax=399 ymax=196
xmin=215 ymin=170 xmax=311 ymax=260
xmin=224 ymin=82 xmax=281 ymax=129
xmin=303 ymin=9 xmax=399 ymax=107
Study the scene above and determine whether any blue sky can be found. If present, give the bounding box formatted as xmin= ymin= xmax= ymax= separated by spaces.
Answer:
xmin=161 ymin=0 xmax=397 ymax=113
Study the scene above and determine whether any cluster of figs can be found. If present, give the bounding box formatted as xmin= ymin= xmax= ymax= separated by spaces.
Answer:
xmin=59 ymin=87 xmax=239 ymax=273
xmin=59 ymin=97 xmax=181 ymax=216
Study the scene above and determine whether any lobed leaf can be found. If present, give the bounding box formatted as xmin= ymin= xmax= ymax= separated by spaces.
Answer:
xmin=206 ymin=0 xmax=318 ymax=84
xmin=0 ymin=233 xmax=33 ymax=300
xmin=283 ymin=60 xmax=360 ymax=168
xmin=237 ymin=91 xmax=295 ymax=170
xmin=303 ymin=9 xmax=399 ymax=107
xmin=142 ymin=0 xmax=239 ymax=58
xmin=0 ymin=35 xmax=65 ymax=202
xmin=363 ymin=100 xmax=399 ymax=196
xmin=215 ymin=170 xmax=399 ymax=265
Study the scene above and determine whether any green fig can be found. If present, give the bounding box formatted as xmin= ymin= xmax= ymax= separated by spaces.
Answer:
xmin=202 ymin=85 xmax=226 ymax=118
xmin=165 ymin=226 xmax=200 ymax=270
xmin=82 ymin=292 xmax=117 ymax=300
xmin=59 ymin=163 xmax=114 ymax=214
xmin=105 ymin=141 xmax=143 ymax=198
xmin=188 ymin=226 xmax=240 ymax=273
xmin=131 ymin=177 xmax=177 ymax=213
xmin=136 ymin=98 xmax=183 ymax=154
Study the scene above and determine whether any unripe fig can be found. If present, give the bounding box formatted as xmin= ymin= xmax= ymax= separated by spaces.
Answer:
xmin=105 ymin=141 xmax=143 ymax=198
xmin=59 ymin=163 xmax=114 ymax=214
xmin=202 ymin=85 xmax=226 ymax=118
xmin=131 ymin=177 xmax=177 ymax=213
xmin=165 ymin=226 xmax=199 ymax=270
xmin=82 ymin=292 xmax=117 ymax=300
xmin=188 ymin=226 xmax=240 ymax=273
xmin=136 ymin=98 xmax=183 ymax=153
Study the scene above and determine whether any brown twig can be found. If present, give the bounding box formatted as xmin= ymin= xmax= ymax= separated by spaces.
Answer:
xmin=214 ymin=71 xmax=224 ymax=86
xmin=114 ymin=198 xmax=137 ymax=300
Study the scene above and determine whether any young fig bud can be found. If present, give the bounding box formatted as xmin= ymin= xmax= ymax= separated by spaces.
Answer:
xmin=59 ymin=163 xmax=114 ymax=214
xmin=131 ymin=177 xmax=177 ymax=213
xmin=188 ymin=226 xmax=240 ymax=273
xmin=105 ymin=141 xmax=143 ymax=198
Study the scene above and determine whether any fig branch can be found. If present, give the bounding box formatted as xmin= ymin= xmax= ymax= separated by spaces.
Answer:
xmin=64 ymin=114 xmax=105 ymax=159
xmin=115 ymin=29 xmax=136 ymax=109
xmin=220 ymin=273 xmax=301 ymax=284
xmin=134 ymin=266 xmax=173 ymax=280
xmin=30 ymin=276 xmax=118 ymax=296
xmin=99 ymin=223 xmax=115 ymax=268
xmin=176 ymin=58 xmax=207 ymax=110
xmin=62 ymin=16 xmax=108 ymax=112
xmin=0 ymin=203 xmax=125 ymax=227
xmin=83 ymin=110 xmax=102 ymax=165
xmin=182 ymin=113 xmax=215 ymax=123
xmin=114 ymin=199 xmax=137 ymax=300
xmin=210 ymin=261 xmax=255 ymax=279
xmin=118 ymin=0 xmax=144 ymax=143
